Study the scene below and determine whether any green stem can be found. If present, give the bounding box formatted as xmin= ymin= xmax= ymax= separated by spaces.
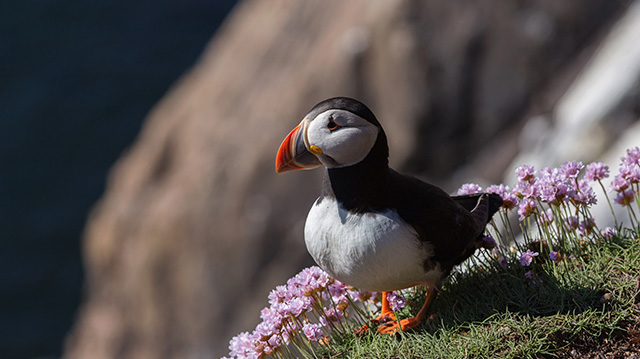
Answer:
xmin=598 ymin=180 xmax=619 ymax=227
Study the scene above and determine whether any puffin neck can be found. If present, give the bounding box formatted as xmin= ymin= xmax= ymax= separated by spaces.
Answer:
xmin=322 ymin=134 xmax=390 ymax=212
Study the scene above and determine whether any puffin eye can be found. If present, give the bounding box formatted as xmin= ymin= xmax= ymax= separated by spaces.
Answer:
xmin=327 ymin=118 xmax=340 ymax=131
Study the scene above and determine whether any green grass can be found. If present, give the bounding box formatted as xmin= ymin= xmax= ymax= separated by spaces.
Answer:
xmin=316 ymin=234 xmax=640 ymax=358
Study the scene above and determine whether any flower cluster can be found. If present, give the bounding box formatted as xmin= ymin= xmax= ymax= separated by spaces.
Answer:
xmin=386 ymin=291 xmax=407 ymax=312
xmin=519 ymin=249 xmax=539 ymax=267
xmin=512 ymin=161 xmax=597 ymax=215
xmin=457 ymin=150 xmax=640 ymax=277
xmin=225 ymin=267 xmax=378 ymax=359
xmin=610 ymin=147 xmax=640 ymax=226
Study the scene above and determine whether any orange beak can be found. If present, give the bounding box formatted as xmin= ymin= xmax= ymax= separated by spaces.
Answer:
xmin=275 ymin=119 xmax=322 ymax=173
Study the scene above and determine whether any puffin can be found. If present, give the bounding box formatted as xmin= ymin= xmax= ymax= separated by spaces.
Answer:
xmin=275 ymin=97 xmax=502 ymax=333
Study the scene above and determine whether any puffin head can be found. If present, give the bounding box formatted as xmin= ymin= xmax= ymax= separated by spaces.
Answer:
xmin=276 ymin=97 xmax=387 ymax=173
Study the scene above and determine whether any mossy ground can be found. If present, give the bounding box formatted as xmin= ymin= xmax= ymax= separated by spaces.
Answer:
xmin=317 ymin=234 xmax=640 ymax=358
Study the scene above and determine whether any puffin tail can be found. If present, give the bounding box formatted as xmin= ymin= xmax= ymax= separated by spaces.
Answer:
xmin=452 ymin=192 xmax=503 ymax=237
xmin=452 ymin=193 xmax=502 ymax=222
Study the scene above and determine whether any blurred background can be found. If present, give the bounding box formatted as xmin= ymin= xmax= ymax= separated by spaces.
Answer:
xmin=2 ymin=0 xmax=640 ymax=358
xmin=1 ymin=1 xmax=236 ymax=358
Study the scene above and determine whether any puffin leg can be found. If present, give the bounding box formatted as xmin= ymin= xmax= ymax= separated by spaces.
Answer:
xmin=356 ymin=291 xmax=396 ymax=335
xmin=372 ymin=291 xmax=397 ymax=323
xmin=378 ymin=286 xmax=437 ymax=334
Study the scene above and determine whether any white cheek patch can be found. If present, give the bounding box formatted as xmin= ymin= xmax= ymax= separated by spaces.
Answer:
xmin=321 ymin=127 xmax=378 ymax=167
xmin=306 ymin=110 xmax=379 ymax=168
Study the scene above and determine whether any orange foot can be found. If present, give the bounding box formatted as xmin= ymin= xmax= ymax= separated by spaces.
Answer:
xmin=371 ymin=291 xmax=396 ymax=325
xmin=376 ymin=287 xmax=439 ymax=334
xmin=377 ymin=317 xmax=420 ymax=334
xmin=372 ymin=310 xmax=397 ymax=324
xmin=376 ymin=314 xmax=438 ymax=334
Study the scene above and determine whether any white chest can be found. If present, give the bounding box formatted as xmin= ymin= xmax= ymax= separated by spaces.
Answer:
xmin=304 ymin=197 xmax=439 ymax=292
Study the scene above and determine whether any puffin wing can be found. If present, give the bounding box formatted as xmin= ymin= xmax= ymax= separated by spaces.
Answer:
xmin=387 ymin=172 xmax=481 ymax=266
xmin=388 ymin=171 xmax=502 ymax=271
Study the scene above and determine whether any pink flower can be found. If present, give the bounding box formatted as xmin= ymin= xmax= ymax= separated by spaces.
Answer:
xmin=347 ymin=289 xmax=375 ymax=303
xmin=610 ymin=175 xmax=630 ymax=192
xmin=571 ymin=179 xmax=597 ymax=206
xmin=601 ymin=227 xmax=618 ymax=239
xmin=514 ymin=181 xmax=538 ymax=199
xmin=614 ymin=189 xmax=634 ymax=206
xmin=457 ymin=183 xmax=483 ymax=195
xmin=386 ymin=291 xmax=407 ymax=312
xmin=584 ymin=162 xmax=609 ymax=182
xmin=271 ymin=302 xmax=290 ymax=317
xmin=519 ymin=249 xmax=539 ymax=266
xmin=535 ymin=167 xmax=573 ymax=205
xmin=229 ymin=331 xmax=261 ymax=358
xmin=478 ymin=235 xmax=497 ymax=250
xmin=619 ymin=163 xmax=640 ymax=184
xmin=259 ymin=307 xmax=285 ymax=333
xmin=518 ymin=197 xmax=537 ymax=221
xmin=622 ymin=146 xmax=640 ymax=166
xmin=254 ymin=319 xmax=278 ymax=340
xmin=268 ymin=285 xmax=291 ymax=306
xmin=302 ymin=323 xmax=324 ymax=342
xmin=288 ymin=296 xmax=311 ymax=318
xmin=267 ymin=335 xmax=282 ymax=351
xmin=328 ymin=280 xmax=347 ymax=299
xmin=498 ymin=256 xmax=508 ymax=269
xmin=560 ymin=161 xmax=584 ymax=179
xmin=515 ymin=165 xmax=536 ymax=183
xmin=287 ymin=266 xmax=331 ymax=296
xmin=320 ymin=307 xmax=344 ymax=326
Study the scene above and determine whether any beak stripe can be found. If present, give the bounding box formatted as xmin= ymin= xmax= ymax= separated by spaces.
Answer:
xmin=275 ymin=119 xmax=322 ymax=173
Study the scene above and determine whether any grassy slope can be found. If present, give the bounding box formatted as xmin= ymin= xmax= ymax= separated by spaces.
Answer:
xmin=320 ymin=235 xmax=640 ymax=358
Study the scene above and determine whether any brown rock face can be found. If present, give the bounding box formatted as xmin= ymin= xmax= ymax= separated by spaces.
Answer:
xmin=65 ymin=0 xmax=628 ymax=358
